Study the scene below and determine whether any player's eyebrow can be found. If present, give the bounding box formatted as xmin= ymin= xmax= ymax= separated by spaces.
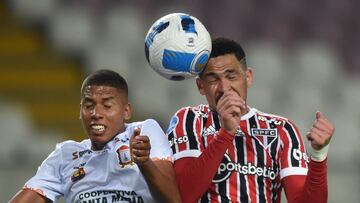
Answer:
xmin=203 ymin=72 xmax=217 ymax=78
xmin=82 ymin=97 xmax=93 ymax=102
xmin=203 ymin=68 xmax=237 ymax=78
xmin=102 ymin=96 xmax=115 ymax=102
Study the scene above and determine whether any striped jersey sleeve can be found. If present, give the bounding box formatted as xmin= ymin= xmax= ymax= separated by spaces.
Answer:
xmin=279 ymin=119 xmax=309 ymax=179
xmin=166 ymin=106 xmax=204 ymax=161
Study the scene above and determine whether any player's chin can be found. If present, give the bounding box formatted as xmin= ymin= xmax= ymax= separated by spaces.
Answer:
xmin=88 ymin=130 xmax=107 ymax=140
xmin=89 ymin=135 xmax=112 ymax=145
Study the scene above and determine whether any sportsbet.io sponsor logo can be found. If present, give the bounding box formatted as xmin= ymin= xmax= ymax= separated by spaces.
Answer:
xmin=169 ymin=135 xmax=189 ymax=147
xmin=213 ymin=154 xmax=277 ymax=183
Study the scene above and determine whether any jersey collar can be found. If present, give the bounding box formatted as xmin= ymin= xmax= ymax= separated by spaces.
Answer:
xmin=99 ymin=123 xmax=133 ymax=151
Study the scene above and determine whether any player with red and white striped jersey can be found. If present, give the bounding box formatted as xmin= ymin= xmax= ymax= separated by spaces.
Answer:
xmin=166 ymin=37 xmax=335 ymax=203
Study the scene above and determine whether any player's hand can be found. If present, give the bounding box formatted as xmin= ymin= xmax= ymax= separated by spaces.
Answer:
xmin=306 ymin=111 xmax=335 ymax=150
xmin=216 ymin=89 xmax=246 ymax=135
xmin=130 ymin=128 xmax=151 ymax=165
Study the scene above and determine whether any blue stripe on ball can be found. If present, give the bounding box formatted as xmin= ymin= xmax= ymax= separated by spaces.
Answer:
xmin=162 ymin=49 xmax=195 ymax=72
xmin=180 ymin=15 xmax=197 ymax=35
xmin=193 ymin=53 xmax=209 ymax=73
xmin=145 ymin=21 xmax=169 ymax=48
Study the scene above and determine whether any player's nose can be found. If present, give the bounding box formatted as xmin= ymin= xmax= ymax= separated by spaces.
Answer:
xmin=218 ymin=78 xmax=231 ymax=92
xmin=91 ymin=105 xmax=103 ymax=119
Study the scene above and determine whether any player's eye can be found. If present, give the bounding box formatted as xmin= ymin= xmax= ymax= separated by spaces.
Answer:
xmin=82 ymin=102 xmax=94 ymax=109
xmin=227 ymin=74 xmax=237 ymax=80
xmin=104 ymin=104 xmax=112 ymax=109
xmin=225 ymin=71 xmax=238 ymax=80
xmin=205 ymin=75 xmax=218 ymax=83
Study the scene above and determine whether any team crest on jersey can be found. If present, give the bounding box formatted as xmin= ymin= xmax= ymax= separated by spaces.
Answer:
xmin=116 ymin=145 xmax=134 ymax=168
xmin=71 ymin=167 xmax=86 ymax=182
xmin=251 ymin=128 xmax=278 ymax=149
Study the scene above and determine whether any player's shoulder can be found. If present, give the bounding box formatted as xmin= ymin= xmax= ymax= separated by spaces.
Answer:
xmin=55 ymin=139 xmax=91 ymax=152
xmin=254 ymin=108 xmax=291 ymax=125
xmin=44 ymin=139 xmax=90 ymax=164
xmin=126 ymin=118 xmax=161 ymax=129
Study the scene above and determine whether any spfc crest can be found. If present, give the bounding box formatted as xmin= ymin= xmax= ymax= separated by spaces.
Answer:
xmin=116 ymin=145 xmax=134 ymax=168
xmin=251 ymin=128 xmax=278 ymax=149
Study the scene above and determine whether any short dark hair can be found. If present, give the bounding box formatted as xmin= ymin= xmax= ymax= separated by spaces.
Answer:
xmin=200 ymin=37 xmax=247 ymax=77
xmin=211 ymin=37 xmax=246 ymax=65
xmin=81 ymin=69 xmax=128 ymax=99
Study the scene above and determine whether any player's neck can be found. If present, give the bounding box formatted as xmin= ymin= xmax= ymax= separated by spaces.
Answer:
xmin=91 ymin=141 xmax=106 ymax=151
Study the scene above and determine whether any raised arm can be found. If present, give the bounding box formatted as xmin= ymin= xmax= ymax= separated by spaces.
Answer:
xmin=131 ymin=128 xmax=181 ymax=203
xmin=284 ymin=111 xmax=335 ymax=203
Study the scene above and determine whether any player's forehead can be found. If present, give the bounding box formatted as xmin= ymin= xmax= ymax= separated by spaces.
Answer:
xmin=203 ymin=54 xmax=243 ymax=75
xmin=82 ymin=85 xmax=122 ymax=100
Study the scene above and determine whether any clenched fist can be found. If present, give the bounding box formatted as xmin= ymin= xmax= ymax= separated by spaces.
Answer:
xmin=130 ymin=128 xmax=151 ymax=165
xmin=306 ymin=111 xmax=335 ymax=161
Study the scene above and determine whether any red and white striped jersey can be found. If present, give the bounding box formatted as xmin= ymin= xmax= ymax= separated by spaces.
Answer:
xmin=166 ymin=104 xmax=309 ymax=203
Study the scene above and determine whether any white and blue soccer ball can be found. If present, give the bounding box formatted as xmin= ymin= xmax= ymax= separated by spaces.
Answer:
xmin=145 ymin=13 xmax=212 ymax=81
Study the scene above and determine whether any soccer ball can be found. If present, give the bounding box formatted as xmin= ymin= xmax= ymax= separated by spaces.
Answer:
xmin=144 ymin=13 xmax=212 ymax=81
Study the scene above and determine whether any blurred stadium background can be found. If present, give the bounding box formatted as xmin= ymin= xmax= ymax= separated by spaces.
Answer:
xmin=1 ymin=0 xmax=359 ymax=202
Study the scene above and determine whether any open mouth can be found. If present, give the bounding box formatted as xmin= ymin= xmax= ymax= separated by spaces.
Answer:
xmin=90 ymin=124 xmax=106 ymax=133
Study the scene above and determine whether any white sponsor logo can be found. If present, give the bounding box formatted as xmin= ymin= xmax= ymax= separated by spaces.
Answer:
xmin=169 ymin=136 xmax=189 ymax=147
xmin=258 ymin=115 xmax=283 ymax=125
xmin=193 ymin=107 xmax=208 ymax=118
xmin=203 ymin=125 xmax=217 ymax=137
xmin=213 ymin=154 xmax=278 ymax=183
xmin=292 ymin=149 xmax=310 ymax=163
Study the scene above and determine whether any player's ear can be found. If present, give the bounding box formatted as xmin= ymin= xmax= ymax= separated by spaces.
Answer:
xmin=124 ymin=102 xmax=132 ymax=121
xmin=246 ymin=67 xmax=253 ymax=88
xmin=196 ymin=77 xmax=206 ymax=95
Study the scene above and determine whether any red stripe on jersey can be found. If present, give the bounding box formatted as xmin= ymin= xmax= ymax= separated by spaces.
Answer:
xmin=245 ymin=126 xmax=257 ymax=203
xmin=210 ymin=184 xmax=219 ymax=203
xmin=175 ymin=108 xmax=187 ymax=152
xmin=195 ymin=114 xmax=204 ymax=152
xmin=227 ymin=141 xmax=238 ymax=202
xmin=278 ymin=125 xmax=291 ymax=169
xmin=258 ymin=118 xmax=273 ymax=203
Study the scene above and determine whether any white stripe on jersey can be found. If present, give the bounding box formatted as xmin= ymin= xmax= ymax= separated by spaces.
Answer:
xmin=244 ymin=117 xmax=251 ymax=203
xmin=183 ymin=109 xmax=191 ymax=152
xmin=253 ymin=138 xmax=260 ymax=203
xmin=173 ymin=149 xmax=201 ymax=161
xmin=194 ymin=112 xmax=202 ymax=151
xmin=280 ymin=167 xmax=308 ymax=179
